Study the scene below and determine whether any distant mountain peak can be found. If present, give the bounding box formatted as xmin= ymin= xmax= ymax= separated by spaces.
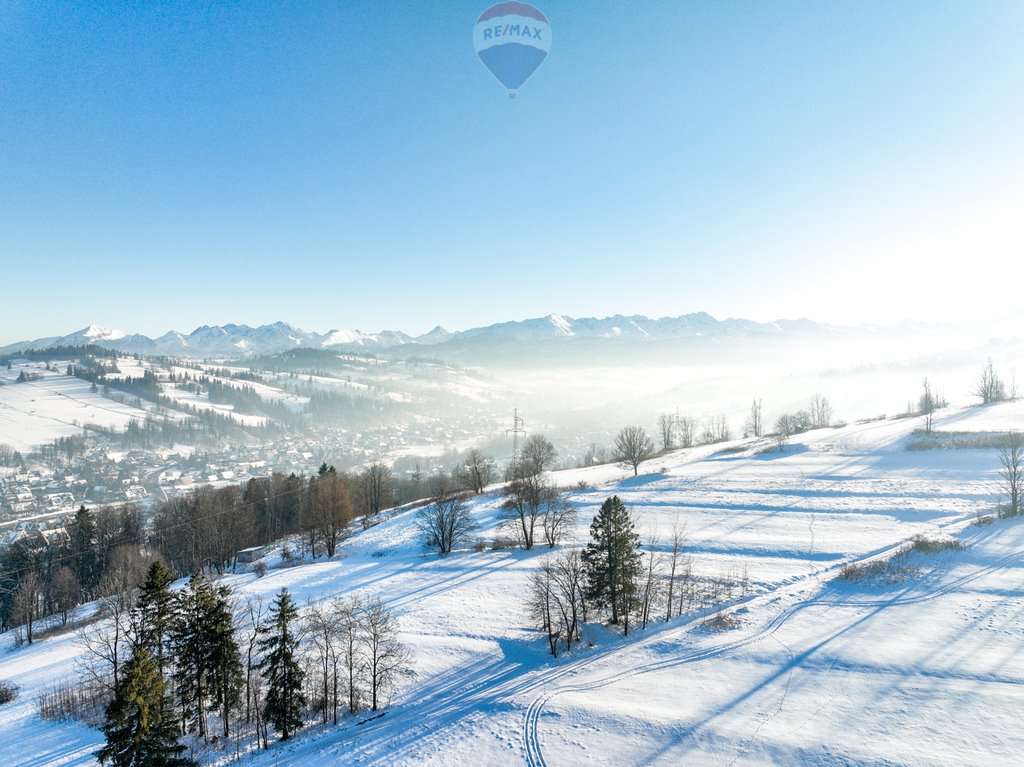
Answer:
xmin=0 ymin=312 xmax=854 ymax=359
xmin=416 ymin=326 xmax=453 ymax=344
xmin=546 ymin=314 xmax=574 ymax=336
xmin=81 ymin=324 xmax=126 ymax=341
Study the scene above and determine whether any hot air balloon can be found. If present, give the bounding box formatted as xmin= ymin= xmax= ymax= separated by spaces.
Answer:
xmin=473 ymin=2 xmax=551 ymax=98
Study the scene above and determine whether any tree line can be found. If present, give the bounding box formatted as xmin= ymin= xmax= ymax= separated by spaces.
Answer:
xmin=81 ymin=561 xmax=409 ymax=766
xmin=0 ymin=461 xmax=400 ymax=636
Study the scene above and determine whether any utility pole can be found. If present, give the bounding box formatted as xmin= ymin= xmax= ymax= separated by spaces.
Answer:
xmin=506 ymin=408 xmax=526 ymax=477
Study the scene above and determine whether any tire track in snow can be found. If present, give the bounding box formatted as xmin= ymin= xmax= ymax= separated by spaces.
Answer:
xmin=522 ymin=532 xmax=1019 ymax=767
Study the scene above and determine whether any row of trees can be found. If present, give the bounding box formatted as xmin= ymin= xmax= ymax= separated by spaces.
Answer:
xmin=89 ymin=562 xmax=410 ymax=765
xmin=7 ymin=442 xmax=530 ymax=639
xmin=653 ymin=413 xmax=720 ymax=451
xmin=415 ymin=435 xmax=571 ymax=554
xmin=414 ymin=431 xmax=661 ymax=554
xmin=2 ymin=460 xmax=398 ymax=636
xmin=650 ymin=395 xmax=832 ymax=454
xmin=155 ymin=461 xmax=397 ymax=574
xmin=908 ymin=360 xmax=1013 ymax=435
xmin=773 ymin=394 xmax=834 ymax=450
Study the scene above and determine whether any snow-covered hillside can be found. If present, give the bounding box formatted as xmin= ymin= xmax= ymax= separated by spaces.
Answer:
xmin=2 ymin=402 xmax=1023 ymax=766
xmin=0 ymin=364 xmax=156 ymax=453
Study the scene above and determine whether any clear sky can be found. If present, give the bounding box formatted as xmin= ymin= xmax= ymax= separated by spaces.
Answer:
xmin=1 ymin=1 xmax=1022 ymax=343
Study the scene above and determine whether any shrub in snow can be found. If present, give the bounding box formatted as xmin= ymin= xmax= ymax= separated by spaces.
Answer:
xmin=701 ymin=611 xmax=740 ymax=632
xmin=908 ymin=535 xmax=964 ymax=554
xmin=837 ymin=536 xmax=964 ymax=584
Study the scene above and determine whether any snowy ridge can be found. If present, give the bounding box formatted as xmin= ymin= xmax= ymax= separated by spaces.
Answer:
xmin=0 ymin=313 xmax=857 ymax=359
xmin=3 ymin=402 xmax=1024 ymax=766
xmin=3 ymin=309 xmax=1009 ymax=360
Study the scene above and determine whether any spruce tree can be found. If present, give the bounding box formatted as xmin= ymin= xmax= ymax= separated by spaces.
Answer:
xmin=171 ymin=573 xmax=242 ymax=739
xmin=96 ymin=645 xmax=195 ymax=767
xmin=207 ymin=581 xmax=243 ymax=737
xmin=135 ymin=561 xmax=176 ymax=678
xmin=67 ymin=505 xmax=100 ymax=594
xmin=258 ymin=588 xmax=306 ymax=741
xmin=582 ymin=495 xmax=643 ymax=633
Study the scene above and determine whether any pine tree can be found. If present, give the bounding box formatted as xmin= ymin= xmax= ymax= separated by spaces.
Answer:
xmin=582 ymin=496 xmax=643 ymax=633
xmin=258 ymin=588 xmax=306 ymax=741
xmin=96 ymin=645 xmax=195 ymax=767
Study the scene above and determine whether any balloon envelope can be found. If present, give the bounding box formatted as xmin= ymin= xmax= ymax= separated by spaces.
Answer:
xmin=473 ymin=2 xmax=551 ymax=93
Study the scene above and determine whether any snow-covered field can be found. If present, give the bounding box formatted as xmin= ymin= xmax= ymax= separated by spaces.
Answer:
xmin=1 ymin=403 xmax=1021 ymax=766
xmin=0 ymin=369 xmax=153 ymax=453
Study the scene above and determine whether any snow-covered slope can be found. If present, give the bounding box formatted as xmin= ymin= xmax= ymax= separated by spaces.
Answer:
xmin=0 ymin=365 xmax=157 ymax=453
xmin=2 ymin=402 xmax=1023 ymax=765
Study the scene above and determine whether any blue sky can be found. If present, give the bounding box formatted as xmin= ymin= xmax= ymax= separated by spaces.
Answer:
xmin=1 ymin=1 xmax=1022 ymax=343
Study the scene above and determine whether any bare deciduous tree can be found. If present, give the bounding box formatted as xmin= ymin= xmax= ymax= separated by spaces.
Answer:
xmin=665 ymin=520 xmax=689 ymax=621
xmin=501 ymin=472 xmax=543 ymax=550
xmin=519 ymin=434 xmax=558 ymax=478
xmin=675 ymin=415 xmax=696 ymax=448
xmin=459 ymin=449 xmax=495 ymax=494
xmin=999 ymin=430 xmax=1024 ymax=517
xmin=97 ymin=545 xmax=153 ymax=613
xmin=745 ymin=398 xmax=763 ymax=438
xmin=775 ymin=413 xmax=796 ymax=451
xmin=639 ymin=534 xmax=661 ymax=630
xmin=12 ymin=572 xmax=43 ymax=644
xmin=415 ymin=476 xmax=476 ymax=555
xmin=552 ymin=549 xmax=587 ymax=652
xmin=614 ymin=425 xmax=655 ymax=476
xmin=48 ymin=566 xmax=80 ymax=626
xmin=810 ymin=394 xmax=832 ymax=429
xmin=239 ymin=595 xmax=267 ymax=732
xmin=501 ymin=474 xmax=573 ymax=549
xmin=920 ymin=378 xmax=935 ymax=434
xmin=657 ymin=414 xmax=675 ymax=451
xmin=529 ymin=559 xmax=560 ymax=656
xmin=78 ymin=592 xmax=136 ymax=692
xmin=541 ymin=486 xmax=575 ymax=548
xmin=334 ymin=595 xmax=365 ymax=715
xmin=305 ymin=601 xmax=340 ymax=725
xmin=307 ymin=468 xmax=352 ymax=558
xmin=975 ymin=359 xmax=1007 ymax=404
xmin=699 ymin=415 xmax=731 ymax=445
xmin=529 ymin=550 xmax=587 ymax=657
xmin=360 ymin=461 xmax=394 ymax=518
xmin=361 ymin=598 xmax=409 ymax=711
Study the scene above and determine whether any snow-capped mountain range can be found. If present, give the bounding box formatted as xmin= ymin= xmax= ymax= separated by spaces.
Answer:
xmin=0 ymin=313 xmax=912 ymax=359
